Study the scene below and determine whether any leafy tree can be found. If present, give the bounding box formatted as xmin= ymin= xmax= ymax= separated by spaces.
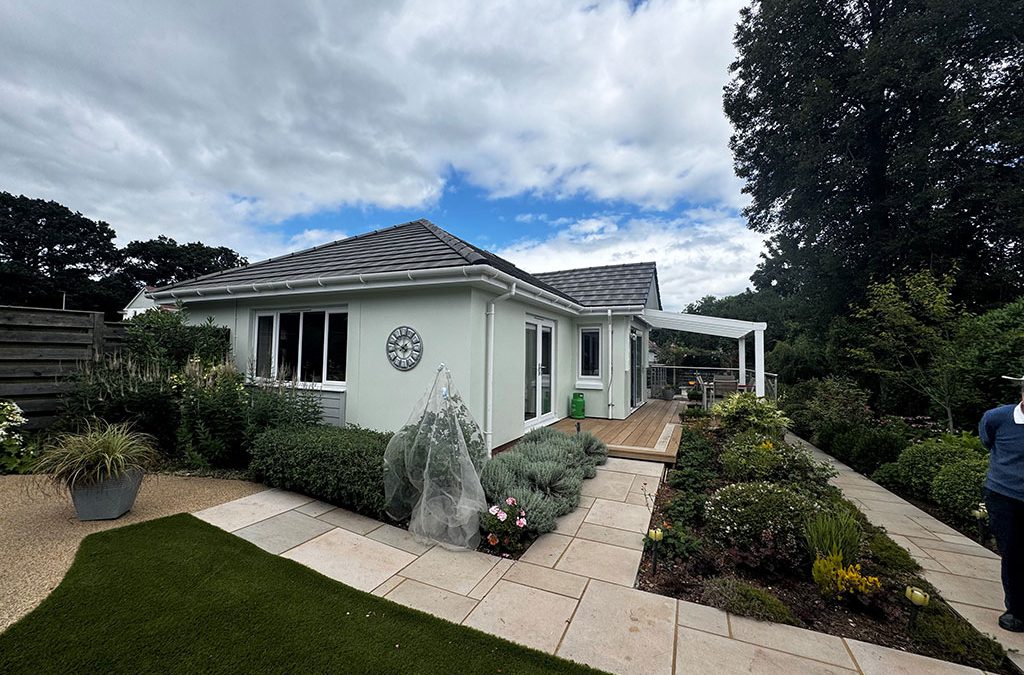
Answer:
xmin=117 ymin=236 xmax=246 ymax=288
xmin=725 ymin=0 xmax=1024 ymax=325
xmin=0 ymin=191 xmax=118 ymax=310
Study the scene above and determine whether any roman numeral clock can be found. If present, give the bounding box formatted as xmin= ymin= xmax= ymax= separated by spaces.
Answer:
xmin=386 ymin=325 xmax=423 ymax=371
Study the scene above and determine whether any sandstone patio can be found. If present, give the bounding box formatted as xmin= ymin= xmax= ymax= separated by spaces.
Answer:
xmin=194 ymin=455 xmax=992 ymax=674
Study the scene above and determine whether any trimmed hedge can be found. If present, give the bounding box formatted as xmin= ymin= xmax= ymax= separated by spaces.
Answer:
xmin=250 ymin=425 xmax=393 ymax=517
xmin=931 ymin=456 xmax=989 ymax=520
xmin=895 ymin=436 xmax=980 ymax=499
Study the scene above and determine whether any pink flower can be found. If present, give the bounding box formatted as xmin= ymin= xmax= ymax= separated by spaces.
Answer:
xmin=496 ymin=510 xmax=507 ymax=522
xmin=488 ymin=505 xmax=500 ymax=515
xmin=515 ymin=517 xmax=526 ymax=528
xmin=506 ymin=496 xmax=517 ymax=506
xmin=519 ymin=510 xmax=525 ymax=517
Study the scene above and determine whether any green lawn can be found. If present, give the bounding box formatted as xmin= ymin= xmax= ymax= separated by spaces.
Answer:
xmin=0 ymin=514 xmax=598 ymax=674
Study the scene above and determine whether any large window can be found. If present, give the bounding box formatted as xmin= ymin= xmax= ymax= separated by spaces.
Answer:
xmin=254 ymin=310 xmax=347 ymax=385
xmin=579 ymin=328 xmax=601 ymax=378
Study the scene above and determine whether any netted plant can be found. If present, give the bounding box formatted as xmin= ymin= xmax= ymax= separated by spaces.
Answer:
xmin=34 ymin=421 xmax=158 ymax=490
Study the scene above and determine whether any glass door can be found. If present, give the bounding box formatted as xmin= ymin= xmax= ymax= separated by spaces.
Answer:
xmin=525 ymin=319 xmax=555 ymax=426
xmin=630 ymin=328 xmax=643 ymax=409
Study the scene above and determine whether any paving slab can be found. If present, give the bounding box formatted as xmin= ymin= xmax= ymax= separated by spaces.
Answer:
xmin=630 ymin=473 xmax=658 ymax=495
xmin=576 ymin=522 xmax=645 ymax=550
xmin=384 ymin=578 xmax=479 ymax=623
xmin=928 ymin=548 xmax=1002 ymax=581
xmin=193 ymin=489 xmax=314 ymax=532
xmin=910 ymin=536 xmax=999 ymax=560
xmin=234 ymin=510 xmax=334 ymax=554
xmin=370 ymin=575 xmax=404 ymax=597
xmin=553 ymin=506 xmax=589 ymax=536
xmin=281 ymin=527 xmax=416 ymax=592
xmin=948 ymin=602 xmax=1024 ymax=653
xmin=845 ymin=638 xmax=983 ymax=674
xmin=400 ymin=545 xmax=498 ymax=595
xmin=294 ymin=500 xmax=336 ymax=517
xmin=580 ymin=469 xmax=634 ymax=501
xmin=558 ymin=580 xmax=676 ymax=675
xmin=601 ymin=457 xmax=664 ymax=477
xmin=923 ymin=570 xmax=1005 ymax=611
xmin=365 ymin=524 xmax=433 ymax=555
xmin=556 ymin=538 xmax=642 ymax=587
xmin=584 ymin=499 xmax=652 ymax=533
xmin=676 ymin=599 xmax=729 ymax=637
xmin=519 ymin=532 xmax=573 ymax=567
xmin=728 ymin=615 xmax=855 ymax=668
xmin=503 ymin=561 xmax=588 ymax=598
xmin=675 ymin=626 xmax=854 ymax=675
xmin=464 ymin=580 xmax=577 ymax=653
xmin=317 ymin=507 xmax=384 ymax=535
xmin=625 ymin=491 xmax=652 ymax=507
xmin=468 ymin=558 xmax=513 ymax=599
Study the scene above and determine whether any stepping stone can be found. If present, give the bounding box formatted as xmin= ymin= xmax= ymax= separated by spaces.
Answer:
xmin=520 ymin=532 xmax=572 ymax=567
xmin=400 ymin=546 xmax=498 ymax=595
xmin=193 ymin=489 xmax=313 ymax=532
xmin=845 ymin=637 xmax=982 ymax=674
xmin=558 ymin=580 xmax=676 ymax=674
xmin=729 ymin=615 xmax=854 ymax=668
xmin=384 ymin=579 xmax=478 ymax=623
xmin=234 ymin=510 xmax=333 ymax=554
xmin=282 ymin=528 xmax=416 ymax=592
xmin=581 ymin=470 xmax=634 ymax=501
xmin=585 ymin=499 xmax=652 ymax=533
xmin=675 ymin=627 xmax=853 ymax=675
xmin=556 ymin=539 xmax=642 ymax=586
xmin=465 ymin=580 xmax=577 ymax=654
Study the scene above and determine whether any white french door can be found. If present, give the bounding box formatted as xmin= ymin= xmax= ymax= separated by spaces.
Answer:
xmin=525 ymin=318 xmax=555 ymax=428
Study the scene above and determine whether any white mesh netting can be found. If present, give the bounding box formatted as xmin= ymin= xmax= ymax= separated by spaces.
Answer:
xmin=383 ymin=365 xmax=489 ymax=549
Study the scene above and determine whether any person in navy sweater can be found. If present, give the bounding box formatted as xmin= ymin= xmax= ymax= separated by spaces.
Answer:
xmin=980 ymin=376 xmax=1024 ymax=633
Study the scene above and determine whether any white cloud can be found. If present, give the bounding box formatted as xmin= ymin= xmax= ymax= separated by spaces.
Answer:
xmin=497 ymin=210 xmax=766 ymax=309
xmin=0 ymin=0 xmax=746 ymax=258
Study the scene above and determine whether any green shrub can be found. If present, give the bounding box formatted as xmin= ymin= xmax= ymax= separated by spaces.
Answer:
xmin=576 ymin=431 xmax=608 ymax=470
xmin=712 ymin=393 xmax=791 ymax=437
xmin=704 ymin=482 xmax=820 ymax=569
xmin=863 ymin=532 xmax=921 ymax=576
xmin=720 ymin=434 xmax=836 ymax=489
xmin=910 ymin=601 xmax=1005 ymax=671
xmin=804 ymin=509 xmax=861 ymax=563
xmin=832 ymin=419 xmax=910 ymax=474
xmin=896 ymin=436 xmax=980 ymax=499
xmin=931 ymin=456 xmax=989 ymax=520
xmin=702 ymin=577 xmax=799 ymax=625
xmin=59 ymin=356 xmax=180 ymax=452
xmin=660 ymin=527 xmax=703 ymax=560
xmin=33 ymin=421 xmax=159 ymax=490
xmin=665 ymin=491 xmax=706 ymax=527
xmin=124 ymin=309 xmax=230 ymax=369
xmin=0 ymin=400 xmax=34 ymax=475
xmin=250 ymin=425 xmax=392 ymax=517
xmin=803 ymin=377 xmax=872 ymax=432
xmin=666 ymin=464 xmax=714 ymax=492
xmin=675 ymin=428 xmax=717 ymax=469
xmin=871 ymin=462 xmax=902 ymax=489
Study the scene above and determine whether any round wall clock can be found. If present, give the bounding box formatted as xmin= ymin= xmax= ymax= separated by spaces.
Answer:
xmin=386 ymin=326 xmax=423 ymax=371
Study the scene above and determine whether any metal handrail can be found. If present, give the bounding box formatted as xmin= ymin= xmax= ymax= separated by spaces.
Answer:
xmin=647 ymin=364 xmax=778 ymax=402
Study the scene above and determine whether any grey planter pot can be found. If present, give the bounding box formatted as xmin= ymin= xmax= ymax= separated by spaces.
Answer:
xmin=70 ymin=468 xmax=144 ymax=521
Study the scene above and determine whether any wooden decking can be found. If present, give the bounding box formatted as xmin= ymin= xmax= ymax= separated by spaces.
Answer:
xmin=552 ymin=399 xmax=683 ymax=463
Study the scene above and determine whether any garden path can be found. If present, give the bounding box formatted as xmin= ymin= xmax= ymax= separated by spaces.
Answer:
xmin=194 ymin=458 xmax=984 ymax=675
xmin=789 ymin=433 xmax=1023 ymax=671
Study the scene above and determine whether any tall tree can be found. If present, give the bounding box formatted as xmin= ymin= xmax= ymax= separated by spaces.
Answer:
xmin=117 ymin=236 xmax=246 ymax=288
xmin=725 ymin=0 xmax=1024 ymax=323
xmin=0 ymin=191 xmax=119 ymax=310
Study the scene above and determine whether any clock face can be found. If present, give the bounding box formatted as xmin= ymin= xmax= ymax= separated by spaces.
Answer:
xmin=386 ymin=326 xmax=423 ymax=371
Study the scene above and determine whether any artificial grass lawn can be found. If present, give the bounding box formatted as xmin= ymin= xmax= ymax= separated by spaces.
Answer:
xmin=0 ymin=514 xmax=599 ymax=674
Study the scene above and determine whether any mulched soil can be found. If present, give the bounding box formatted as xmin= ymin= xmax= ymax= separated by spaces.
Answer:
xmin=635 ymin=439 xmax=1017 ymax=675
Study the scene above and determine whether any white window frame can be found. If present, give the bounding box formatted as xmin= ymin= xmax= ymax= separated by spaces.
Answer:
xmin=524 ymin=316 xmax=558 ymax=431
xmin=576 ymin=326 xmax=603 ymax=390
xmin=252 ymin=308 xmax=348 ymax=392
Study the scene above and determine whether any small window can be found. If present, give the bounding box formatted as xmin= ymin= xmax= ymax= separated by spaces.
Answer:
xmin=580 ymin=328 xmax=601 ymax=378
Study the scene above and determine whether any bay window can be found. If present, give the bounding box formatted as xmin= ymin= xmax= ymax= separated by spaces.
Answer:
xmin=254 ymin=309 xmax=347 ymax=386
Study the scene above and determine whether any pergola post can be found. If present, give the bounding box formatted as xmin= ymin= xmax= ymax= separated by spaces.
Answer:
xmin=737 ymin=336 xmax=746 ymax=387
xmin=754 ymin=329 xmax=765 ymax=397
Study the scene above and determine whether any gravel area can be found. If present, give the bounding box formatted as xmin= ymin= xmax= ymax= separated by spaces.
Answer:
xmin=0 ymin=474 xmax=263 ymax=632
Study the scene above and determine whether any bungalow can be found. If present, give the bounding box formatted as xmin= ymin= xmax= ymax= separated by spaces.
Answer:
xmin=149 ymin=219 xmax=766 ymax=451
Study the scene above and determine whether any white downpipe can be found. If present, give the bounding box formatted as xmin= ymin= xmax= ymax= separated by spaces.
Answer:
xmin=607 ymin=309 xmax=614 ymax=416
xmin=485 ymin=282 xmax=517 ymax=453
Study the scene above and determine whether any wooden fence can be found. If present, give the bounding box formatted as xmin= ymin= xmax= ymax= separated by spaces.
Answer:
xmin=0 ymin=306 xmax=125 ymax=429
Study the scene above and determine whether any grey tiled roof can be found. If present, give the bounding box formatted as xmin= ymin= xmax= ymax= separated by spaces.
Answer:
xmin=533 ymin=262 xmax=661 ymax=308
xmin=155 ymin=219 xmax=577 ymax=303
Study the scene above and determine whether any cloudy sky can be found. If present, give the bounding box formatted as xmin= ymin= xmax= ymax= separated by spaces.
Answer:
xmin=0 ymin=0 xmax=760 ymax=309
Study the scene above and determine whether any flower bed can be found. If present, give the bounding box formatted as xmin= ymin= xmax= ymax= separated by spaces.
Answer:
xmin=637 ymin=393 xmax=1009 ymax=673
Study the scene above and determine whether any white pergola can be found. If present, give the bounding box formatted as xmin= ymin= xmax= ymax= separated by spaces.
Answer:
xmin=642 ymin=310 xmax=768 ymax=397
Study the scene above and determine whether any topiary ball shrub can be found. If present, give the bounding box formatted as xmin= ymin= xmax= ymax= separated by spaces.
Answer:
xmin=896 ymin=436 xmax=980 ymax=499
xmin=931 ymin=455 xmax=989 ymax=521
xmin=704 ymin=481 xmax=820 ymax=570
xmin=701 ymin=577 xmax=799 ymax=625
xmin=871 ymin=462 xmax=902 ymax=490
xmin=250 ymin=425 xmax=392 ymax=517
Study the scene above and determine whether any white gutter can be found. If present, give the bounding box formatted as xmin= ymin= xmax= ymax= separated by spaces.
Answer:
xmin=484 ymin=282 xmax=517 ymax=453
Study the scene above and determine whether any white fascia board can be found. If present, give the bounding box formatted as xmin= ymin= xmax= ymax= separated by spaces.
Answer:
xmin=642 ymin=309 xmax=767 ymax=339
